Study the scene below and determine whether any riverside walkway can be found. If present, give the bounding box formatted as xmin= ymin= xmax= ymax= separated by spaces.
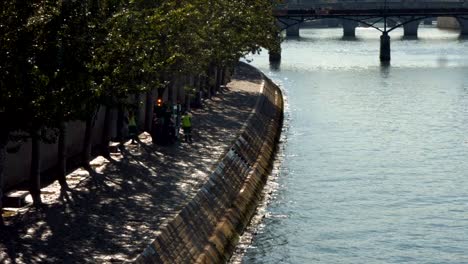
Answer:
xmin=0 ymin=63 xmax=263 ymax=263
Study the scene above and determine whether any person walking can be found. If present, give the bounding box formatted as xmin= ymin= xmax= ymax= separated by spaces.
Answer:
xmin=181 ymin=111 xmax=193 ymax=143
xmin=128 ymin=110 xmax=138 ymax=144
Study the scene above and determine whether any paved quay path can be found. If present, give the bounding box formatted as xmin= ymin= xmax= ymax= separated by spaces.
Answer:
xmin=0 ymin=63 xmax=263 ymax=263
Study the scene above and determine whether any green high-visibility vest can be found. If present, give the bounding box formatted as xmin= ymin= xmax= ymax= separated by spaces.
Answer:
xmin=129 ymin=116 xmax=137 ymax=127
xmin=181 ymin=115 xmax=192 ymax=128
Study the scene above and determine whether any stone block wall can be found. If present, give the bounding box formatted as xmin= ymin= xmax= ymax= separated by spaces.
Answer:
xmin=133 ymin=69 xmax=284 ymax=264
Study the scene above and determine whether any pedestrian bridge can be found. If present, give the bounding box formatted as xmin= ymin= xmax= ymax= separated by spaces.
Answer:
xmin=271 ymin=0 xmax=468 ymax=61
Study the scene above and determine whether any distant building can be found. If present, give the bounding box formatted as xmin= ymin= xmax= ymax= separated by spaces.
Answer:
xmin=437 ymin=17 xmax=460 ymax=29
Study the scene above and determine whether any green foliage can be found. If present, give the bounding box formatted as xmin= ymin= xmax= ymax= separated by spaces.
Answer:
xmin=1 ymin=1 xmax=61 ymax=135
xmin=1 ymin=0 xmax=279 ymax=137
xmin=201 ymin=0 xmax=279 ymax=66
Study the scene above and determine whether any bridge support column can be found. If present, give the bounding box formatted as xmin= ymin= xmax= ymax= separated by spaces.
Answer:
xmin=269 ymin=49 xmax=282 ymax=63
xmin=342 ymin=19 xmax=358 ymax=37
xmin=423 ymin=18 xmax=433 ymax=25
xmin=402 ymin=19 xmax=420 ymax=37
xmin=286 ymin=23 xmax=300 ymax=37
xmin=456 ymin=17 xmax=468 ymax=35
xmin=269 ymin=35 xmax=282 ymax=63
xmin=380 ymin=32 xmax=391 ymax=62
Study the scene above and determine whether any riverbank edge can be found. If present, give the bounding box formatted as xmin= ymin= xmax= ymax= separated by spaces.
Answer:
xmin=132 ymin=63 xmax=284 ymax=264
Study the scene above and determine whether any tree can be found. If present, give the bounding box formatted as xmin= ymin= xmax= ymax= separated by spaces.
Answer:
xmin=0 ymin=0 xmax=109 ymax=205
xmin=0 ymin=0 xmax=59 ymax=206
xmin=0 ymin=0 xmax=279 ymax=213
xmin=0 ymin=0 xmax=19 ymax=223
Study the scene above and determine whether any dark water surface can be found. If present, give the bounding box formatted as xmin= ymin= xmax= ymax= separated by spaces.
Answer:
xmin=238 ymin=27 xmax=468 ymax=263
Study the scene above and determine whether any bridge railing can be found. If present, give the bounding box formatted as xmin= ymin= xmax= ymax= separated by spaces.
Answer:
xmin=275 ymin=0 xmax=468 ymax=10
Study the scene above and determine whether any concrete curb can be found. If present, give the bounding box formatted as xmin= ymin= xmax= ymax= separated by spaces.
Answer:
xmin=133 ymin=65 xmax=284 ymax=264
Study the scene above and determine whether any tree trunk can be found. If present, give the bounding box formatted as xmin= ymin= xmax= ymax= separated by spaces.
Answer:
xmin=213 ymin=66 xmax=218 ymax=95
xmin=185 ymin=94 xmax=191 ymax=112
xmin=169 ymin=75 xmax=178 ymax=105
xmin=216 ymin=66 xmax=222 ymax=92
xmin=206 ymin=69 xmax=212 ymax=99
xmin=227 ymin=67 xmax=234 ymax=82
xmin=116 ymin=105 xmax=125 ymax=142
xmin=219 ymin=67 xmax=224 ymax=87
xmin=30 ymin=129 xmax=42 ymax=206
xmin=0 ymin=128 xmax=8 ymax=226
xmin=101 ymin=106 xmax=112 ymax=157
xmin=221 ymin=67 xmax=226 ymax=86
xmin=196 ymin=74 xmax=202 ymax=106
xmin=82 ymin=114 xmax=94 ymax=166
xmin=144 ymin=90 xmax=154 ymax=132
xmin=224 ymin=67 xmax=229 ymax=84
xmin=57 ymin=122 xmax=68 ymax=189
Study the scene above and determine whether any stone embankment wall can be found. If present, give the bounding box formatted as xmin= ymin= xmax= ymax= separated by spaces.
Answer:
xmin=133 ymin=66 xmax=284 ymax=264
xmin=4 ymin=86 xmax=175 ymax=189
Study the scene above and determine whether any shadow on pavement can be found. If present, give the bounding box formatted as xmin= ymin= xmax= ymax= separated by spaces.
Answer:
xmin=0 ymin=64 xmax=262 ymax=263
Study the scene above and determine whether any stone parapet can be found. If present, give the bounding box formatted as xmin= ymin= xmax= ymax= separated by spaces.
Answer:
xmin=133 ymin=65 xmax=284 ymax=264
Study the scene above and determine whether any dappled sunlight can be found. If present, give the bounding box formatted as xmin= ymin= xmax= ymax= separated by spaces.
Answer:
xmin=0 ymin=63 xmax=263 ymax=263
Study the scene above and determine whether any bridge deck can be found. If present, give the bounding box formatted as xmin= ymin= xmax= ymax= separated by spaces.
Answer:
xmin=275 ymin=8 xmax=468 ymax=18
xmin=275 ymin=1 xmax=468 ymax=17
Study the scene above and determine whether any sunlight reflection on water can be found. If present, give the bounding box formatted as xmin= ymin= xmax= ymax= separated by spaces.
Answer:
xmin=237 ymin=27 xmax=468 ymax=264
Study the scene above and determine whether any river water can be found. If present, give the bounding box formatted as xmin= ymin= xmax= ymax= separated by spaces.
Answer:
xmin=238 ymin=26 xmax=468 ymax=263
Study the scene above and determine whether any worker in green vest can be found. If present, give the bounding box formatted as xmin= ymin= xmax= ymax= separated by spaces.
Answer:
xmin=181 ymin=111 xmax=192 ymax=143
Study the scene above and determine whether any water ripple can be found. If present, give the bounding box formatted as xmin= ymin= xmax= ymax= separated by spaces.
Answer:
xmin=239 ymin=27 xmax=468 ymax=264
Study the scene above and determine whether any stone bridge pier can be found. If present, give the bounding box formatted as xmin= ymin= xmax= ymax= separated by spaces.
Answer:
xmin=285 ymin=19 xmax=301 ymax=37
xmin=342 ymin=19 xmax=359 ymax=37
xmin=269 ymin=34 xmax=282 ymax=63
xmin=457 ymin=17 xmax=468 ymax=35
xmin=401 ymin=17 xmax=420 ymax=38
xmin=380 ymin=32 xmax=391 ymax=61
